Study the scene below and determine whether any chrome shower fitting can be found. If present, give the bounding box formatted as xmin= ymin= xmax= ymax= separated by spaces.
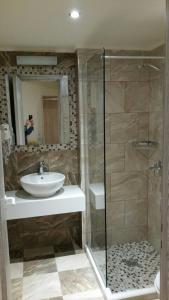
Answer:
xmin=138 ymin=63 xmax=161 ymax=71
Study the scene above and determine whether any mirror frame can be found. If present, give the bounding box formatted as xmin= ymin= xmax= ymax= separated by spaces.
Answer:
xmin=7 ymin=74 xmax=70 ymax=146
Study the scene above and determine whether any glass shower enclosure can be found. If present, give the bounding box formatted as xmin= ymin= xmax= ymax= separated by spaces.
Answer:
xmin=84 ymin=49 xmax=164 ymax=297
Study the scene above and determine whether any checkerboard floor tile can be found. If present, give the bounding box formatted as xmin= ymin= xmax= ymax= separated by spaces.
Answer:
xmin=11 ymin=252 xmax=104 ymax=300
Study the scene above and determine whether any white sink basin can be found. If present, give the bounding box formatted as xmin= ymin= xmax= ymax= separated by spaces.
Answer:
xmin=20 ymin=172 xmax=65 ymax=198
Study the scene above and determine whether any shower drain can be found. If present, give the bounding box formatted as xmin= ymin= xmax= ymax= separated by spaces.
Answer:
xmin=121 ymin=258 xmax=141 ymax=268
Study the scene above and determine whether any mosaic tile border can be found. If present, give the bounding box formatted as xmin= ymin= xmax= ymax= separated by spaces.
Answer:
xmin=0 ymin=63 xmax=78 ymax=152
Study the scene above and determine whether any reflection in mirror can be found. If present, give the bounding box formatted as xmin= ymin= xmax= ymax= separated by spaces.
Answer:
xmin=7 ymin=75 xmax=70 ymax=146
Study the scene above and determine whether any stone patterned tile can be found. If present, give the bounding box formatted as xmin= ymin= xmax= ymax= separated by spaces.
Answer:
xmin=11 ymin=278 xmax=23 ymax=300
xmin=125 ymin=142 xmax=148 ymax=171
xmin=137 ymin=112 xmax=149 ymax=140
xmin=107 ymin=201 xmax=125 ymax=227
xmin=40 ymin=297 xmax=63 ymax=300
xmin=125 ymin=199 xmax=148 ymax=226
xmin=22 ymin=273 xmax=62 ymax=300
xmin=10 ymin=262 xmax=23 ymax=279
xmin=24 ymin=246 xmax=55 ymax=261
xmin=105 ymin=82 xmax=125 ymax=113
xmin=150 ymin=79 xmax=163 ymax=112
xmin=110 ymin=113 xmax=138 ymax=143
xmin=23 ymin=258 xmax=57 ymax=276
xmin=105 ymin=113 xmax=111 ymax=144
xmin=56 ymin=253 xmax=90 ymax=272
xmin=149 ymin=111 xmax=163 ymax=143
xmin=124 ymin=82 xmax=150 ymax=112
xmin=110 ymin=59 xmax=150 ymax=82
xmin=59 ymin=268 xmax=99 ymax=295
xmin=16 ymin=151 xmax=48 ymax=177
xmin=107 ymin=225 xmax=147 ymax=245
xmin=48 ymin=150 xmax=79 ymax=185
xmin=9 ymin=249 xmax=24 ymax=263
xmin=111 ymin=171 xmax=147 ymax=201
xmin=4 ymin=152 xmax=19 ymax=191
xmin=8 ymin=213 xmax=81 ymax=261
xmin=63 ymin=289 xmax=103 ymax=300
xmin=106 ymin=143 xmax=125 ymax=172
xmin=41 ymin=298 xmax=63 ymax=300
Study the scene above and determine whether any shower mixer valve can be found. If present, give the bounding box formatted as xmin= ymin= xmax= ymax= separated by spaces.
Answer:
xmin=149 ymin=161 xmax=162 ymax=175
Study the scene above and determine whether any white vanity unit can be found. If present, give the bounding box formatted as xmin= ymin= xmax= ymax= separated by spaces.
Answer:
xmin=6 ymin=185 xmax=85 ymax=220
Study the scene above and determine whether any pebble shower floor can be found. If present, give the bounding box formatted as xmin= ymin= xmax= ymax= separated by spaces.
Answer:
xmin=96 ymin=240 xmax=160 ymax=293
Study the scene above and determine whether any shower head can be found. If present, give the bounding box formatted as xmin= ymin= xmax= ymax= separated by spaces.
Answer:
xmin=138 ymin=63 xmax=161 ymax=71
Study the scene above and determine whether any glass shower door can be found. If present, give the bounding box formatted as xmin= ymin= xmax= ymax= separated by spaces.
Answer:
xmin=86 ymin=50 xmax=107 ymax=283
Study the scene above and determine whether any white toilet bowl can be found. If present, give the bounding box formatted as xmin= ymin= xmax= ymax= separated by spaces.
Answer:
xmin=154 ymin=271 xmax=160 ymax=297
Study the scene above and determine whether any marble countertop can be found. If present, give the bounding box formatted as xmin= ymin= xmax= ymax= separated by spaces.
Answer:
xmin=6 ymin=185 xmax=85 ymax=220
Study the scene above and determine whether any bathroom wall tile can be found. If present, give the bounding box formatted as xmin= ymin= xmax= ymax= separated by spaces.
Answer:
xmin=125 ymin=142 xmax=148 ymax=171
xmin=125 ymin=199 xmax=148 ymax=226
xmin=105 ymin=113 xmax=111 ymax=144
xmin=110 ymin=113 xmax=138 ymax=143
xmin=106 ymin=143 xmax=125 ymax=172
xmin=16 ymin=151 xmax=49 ymax=176
xmin=5 ymin=149 xmax=80 ymax=189
xmin=149 ymin=111 xmax=163 ymax=143
xmin=150 ymin=79 xmax=163 ymax=112
xmin=24 ymin=247 xmax=55 ymax=262
xmin=107 ymin=225 xmax=147 ymax=245
xmin=105 ymin=171 xmax=111 ymax=202
xmin=107 ymin=201 xmax=125 ymax=227
xmin=4 ymin=152 xmax=19 ymax=191
xmin=148 ymin=171 xmax=162 ymax=202
xmin=48 ymin=150 xmax=79 ymax=185
xmin=110 ymin=59 xmax=150 ymax=82
xmin=111 ymin=171 xmax=147 ymax=201
xmin=105 ymin=82 xmax=125 ymax=113
xmin=148 ymin=172 xmax=161 ymax=250
xmin=124 ymin=82 xmax=149 ymax=112
xmin=148 ymin=111 xmax=163 ymax=161
xmin=137 ymin=112 xmax=149 ymax=140
xmin=8 ymin=213 xmax=82 ymax=262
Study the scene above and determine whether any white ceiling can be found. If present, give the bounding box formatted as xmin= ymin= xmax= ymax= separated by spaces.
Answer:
xmin=0 ymin=0 xmax=166 ymax=51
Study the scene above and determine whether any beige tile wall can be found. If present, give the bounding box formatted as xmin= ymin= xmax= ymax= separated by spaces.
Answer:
xmin=105 ymin=58 xmax=150 ymax=246
xmin=147 ymin=64 xmax=164 ymax=251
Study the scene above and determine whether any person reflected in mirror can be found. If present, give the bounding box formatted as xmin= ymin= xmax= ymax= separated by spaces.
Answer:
xmin=24 ymin=114 xmax=34 ymax=145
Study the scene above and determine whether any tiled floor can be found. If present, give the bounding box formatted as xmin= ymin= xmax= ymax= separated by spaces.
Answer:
xmin=107 ymin=241 xmax=160 ymax=293
xmin=10 ymin=252 xmax=104 ymax=300
xmin=93 ymin=240 xmax=160 ymax=293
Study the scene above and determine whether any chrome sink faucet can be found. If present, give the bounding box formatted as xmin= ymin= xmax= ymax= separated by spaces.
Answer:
xmin=38 ymin=161 xmax=48 ymax=175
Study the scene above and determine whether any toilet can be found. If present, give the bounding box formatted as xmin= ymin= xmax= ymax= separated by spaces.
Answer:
xmin=154 ymin=272 xmax=160 ymax=297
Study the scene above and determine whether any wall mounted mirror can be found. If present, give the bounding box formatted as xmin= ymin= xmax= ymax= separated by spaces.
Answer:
xmin=7 ymin=74 xmax=70 ymax=146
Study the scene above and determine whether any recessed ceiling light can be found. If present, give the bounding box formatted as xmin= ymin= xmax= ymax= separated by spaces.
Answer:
xmin=69 ymin=10 xmax=80 ymax=19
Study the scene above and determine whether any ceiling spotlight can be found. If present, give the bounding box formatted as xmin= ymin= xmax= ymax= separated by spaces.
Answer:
xmin=69 ymin=10 xmax=80 ymax=19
